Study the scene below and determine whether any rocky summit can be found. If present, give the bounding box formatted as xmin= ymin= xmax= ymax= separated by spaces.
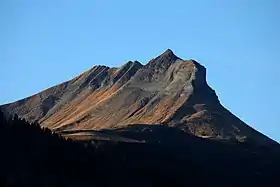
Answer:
xmin=0 ymin=49 xmax=276 ymax=145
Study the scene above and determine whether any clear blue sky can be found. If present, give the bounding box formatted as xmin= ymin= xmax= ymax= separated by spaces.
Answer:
xmin=1 ymin=0 xmax=279 ymax=142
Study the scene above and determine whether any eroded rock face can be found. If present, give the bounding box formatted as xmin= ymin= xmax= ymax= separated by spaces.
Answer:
xmin=0 ymin=49 xmax=275 ymax=145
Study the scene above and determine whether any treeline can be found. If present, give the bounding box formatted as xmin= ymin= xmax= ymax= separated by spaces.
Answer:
xmin=0 ymin=112 xmax=102 ymax=186
xmin=0 ymin=111 xmax=191 ymax=187
xmin=0 ymin=110 xmax=280 ymax=187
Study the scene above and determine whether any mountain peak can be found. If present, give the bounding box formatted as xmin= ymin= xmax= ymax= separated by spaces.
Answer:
xmin=160 ymin=49 xmax=178 ymax=59
xmin=162 ymin=48 xmax=174 ymax=55
xmin=1 ymin=50 xmax=277 ymax=146
xmin=146 ymin=49 xmax=179 ymax=69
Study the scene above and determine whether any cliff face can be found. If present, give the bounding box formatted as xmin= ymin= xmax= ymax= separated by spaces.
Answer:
xmin=1 ymin=49 xmax=275 ymax=145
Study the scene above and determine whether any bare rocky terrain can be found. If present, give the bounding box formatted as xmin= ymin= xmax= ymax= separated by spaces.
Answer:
xmin=1 ymin=49 xmax=276 ymax=145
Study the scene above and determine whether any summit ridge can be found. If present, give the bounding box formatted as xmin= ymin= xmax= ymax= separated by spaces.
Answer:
xmin=0 ymin=49 xmax=276 ymax=145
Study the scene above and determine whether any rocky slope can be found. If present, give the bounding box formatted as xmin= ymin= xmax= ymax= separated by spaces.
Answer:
xmin=1 ymin=49 xmax=276 ymax=145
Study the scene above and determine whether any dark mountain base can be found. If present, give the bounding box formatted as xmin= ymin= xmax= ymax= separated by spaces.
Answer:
xmin=0 ymin=111 xmax=279 ymax=187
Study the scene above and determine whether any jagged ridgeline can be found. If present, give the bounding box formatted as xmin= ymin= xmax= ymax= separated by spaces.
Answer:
xmin=0 ymin=49 xmax=277 ymax=146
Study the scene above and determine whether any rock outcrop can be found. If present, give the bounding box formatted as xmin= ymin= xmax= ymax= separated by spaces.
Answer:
xmin=1 ymin=49 xmax=276 ymax=145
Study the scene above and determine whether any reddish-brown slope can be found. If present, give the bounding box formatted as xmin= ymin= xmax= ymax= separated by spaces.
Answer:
xmin=0 ymin=49 xmax=275 ymax=145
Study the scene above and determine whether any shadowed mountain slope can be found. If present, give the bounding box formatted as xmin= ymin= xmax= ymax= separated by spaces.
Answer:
xmin=1 ymin=110 xmax=280 ymax=187
xmin=1 ymin=49 xmax=276 ymax=145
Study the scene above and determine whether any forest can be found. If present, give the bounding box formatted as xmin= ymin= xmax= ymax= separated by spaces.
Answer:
xmin=0 ymin=110 xmax=280 ymax=187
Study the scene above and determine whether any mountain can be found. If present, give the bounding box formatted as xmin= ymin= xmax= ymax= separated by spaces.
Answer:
xmin=0 ymin=49 xmax=276 ymax=145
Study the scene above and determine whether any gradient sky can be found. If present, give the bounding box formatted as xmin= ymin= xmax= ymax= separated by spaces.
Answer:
xmin=1 ymin=0 xmax=279 ymax=142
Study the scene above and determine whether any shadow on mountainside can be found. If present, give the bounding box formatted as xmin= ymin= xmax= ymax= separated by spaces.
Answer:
xmin=1 ymin=110 xmax=280 ymax=187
